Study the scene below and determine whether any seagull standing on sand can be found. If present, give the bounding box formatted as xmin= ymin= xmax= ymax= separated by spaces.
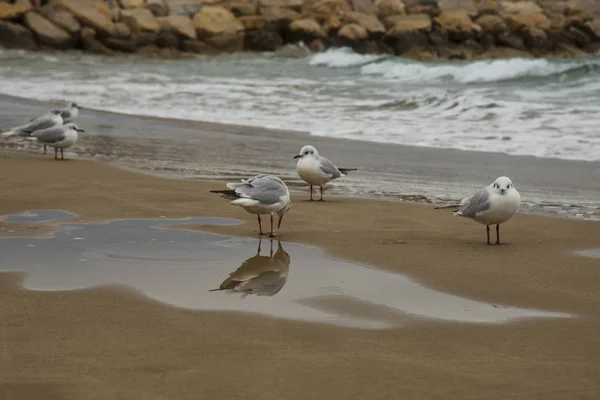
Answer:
xmin=31 ymin=123 xmax=84 ymax=160
xmin=293 ymin=145 xmax=357 ymax=201
xmin=436 ymin=176 xmax=521 ymax=245
xmin=210 ymin=239 xmax=290 ymax=298
xmin=210 ymin=174 xmax=292 ymax=237
xmin=1 ymin=109 xmax=63 ymax=140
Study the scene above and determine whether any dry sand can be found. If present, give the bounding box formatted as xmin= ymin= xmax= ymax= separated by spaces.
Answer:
xmin=1 ymin=152 xmax=600 ymax=400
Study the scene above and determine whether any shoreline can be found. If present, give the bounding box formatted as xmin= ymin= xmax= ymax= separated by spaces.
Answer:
xmin=1 ymin=93 xmax=599 ymax=221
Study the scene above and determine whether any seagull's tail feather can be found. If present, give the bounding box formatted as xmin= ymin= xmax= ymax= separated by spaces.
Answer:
xmin=1 ymin=130 xmax=20 ymax=138
xmin=338 ymin=168 xmax=357 ymax=175
xmin=209 ymin=189 xmax=239 ymax=200
xmin=434 ymin=204 xmax=460 ymax=210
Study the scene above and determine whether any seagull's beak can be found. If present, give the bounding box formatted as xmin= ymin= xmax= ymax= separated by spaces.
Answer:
xmin=76 ymin=128 xmax=85 ymax=132
xmin=277 ymin=215 xmax=284 ymax=229
xmin=293 ymin=154 xmax=301 ymax=159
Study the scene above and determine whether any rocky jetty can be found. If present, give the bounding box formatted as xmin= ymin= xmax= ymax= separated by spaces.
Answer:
xmin=1 ymin=0 xmax=599 ymax=60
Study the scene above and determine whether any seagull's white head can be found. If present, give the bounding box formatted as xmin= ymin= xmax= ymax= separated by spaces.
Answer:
xmin=293 ymin=145 xmax=319 ymax=159
xmin=65 ymin=123 xmax=85 ymax=133
xmin=492 ymin=176 xmax=514 ymax=195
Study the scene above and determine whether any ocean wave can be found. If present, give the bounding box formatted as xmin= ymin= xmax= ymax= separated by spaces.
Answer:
xmin=306 ymin=48 xmax=600 ymax=84
xmin=308 ymin=47 xmax=387 ymax=68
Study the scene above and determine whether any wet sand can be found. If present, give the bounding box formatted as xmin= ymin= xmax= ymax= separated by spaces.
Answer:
xmin=1 ymin=152 xmax=600 ymax=400
xmin=1 ymin=93 xmax=599 ymax=219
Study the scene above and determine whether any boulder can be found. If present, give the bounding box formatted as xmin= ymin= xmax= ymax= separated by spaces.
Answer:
xmin=349 ymin=0 xmax=376 ymax=14
xmin=475 ymin=14 xmax=508 ymax=34
xmin=55 ymin=0 xmax=115 ymax=36
xmin=310 ymin=0 xmax=352 ymax=17
xmin=101 ymin=36 xmax=138 ymax=52
xmin=584 ymin=20 xmax=600 ymax=40
xmin=563 ymin=26 xmax=591 ymax=47
xmin=193 ymin=6 xmax=243 ymax=38
xmin=193 ymin=6 xmax=244 ymax=51
xmin=80 ymin=26 xmax=114 ymax=54
xmin=260 ymin=7 xmax=300 ymax=27
xmin=287 ymin=18 xmax=326 ymax=43
xmin=435 ymin=10 xmax=481 ymax=42
xmin=385 ymin=13 xmax=431 ymax=55
xmin=338 ymin=23 xmax=369 ymax=41
xmin=167 ymin=0 xmax=204 ymax=16
xmin=496 ymin=32 xmax=526 ymax=50
xmin=499 ymin=1 xmax=542 ymax=14
xmin=24 ymin=11 xmax=74 ymax=49
xmin=503 ymin=12 xmax=551 ymax=31
xmin=0 ymin=0 xmax=33 ymax=21
xmin=521 ymin=26 xmax=553 ymax=51
xmin=387 ymin=13 xmax=432 ymax=35
xmin=324 ymin=14 xmax=342 ymax=33
xmin=244 ymin=30 xmax=283 ymax=51
xmin=114 ymin=22 xmax=131 ymax=38
xmin=238 ymin=15 xmax=266 ymax=30
xmin=157 ymin=15 xmax=196 ymax=39
xmin=404 ymin=0 xmax=439 ymax=16
xmin=121 ymin=8 xmax=160 ymax=33
xmin=40 ymin=5 xmax=81 ymax=35
xmin=145 ymin=0 xmax=169 ymax=17
xmin=0 ymin=20 xmax=36 ymax=49
xmin=221 ymin=0 xmax=257 ymax=17
xmin=156 ymin=31 xmax=180 ymax=48
xmin=437 ymin=0 xmax=477 ymax=13
xmin=374 ymin=0 xmax=405 ymax=20
xmin=257 ymin=0 xmax=304 ymax=11
xmin=119 ymin=0 xmax=144 ymax=8
xmin=382 ymin=14 xmax=404 ymax=30
xmin=342 ymin=12 xmax=385 ymax=38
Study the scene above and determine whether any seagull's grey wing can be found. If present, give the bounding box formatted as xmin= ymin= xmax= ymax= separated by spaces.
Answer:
xmin=457 ymin=189 xmax=491 ymax=217
xmin=317 ymin=156 xmax=342 ymax=179
xmin=238 ymin=175 xmax=288 ymax=205
xmin=32 ymin=126 xmax=66 ymax=144
xmin=17 ymin=114 xmax=59 ymax=133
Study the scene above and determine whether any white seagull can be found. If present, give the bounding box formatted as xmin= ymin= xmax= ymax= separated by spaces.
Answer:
xmin=31 ymin=123 xmax=85 ymax=160
xmin=210 ymin=174 xmax=292 ymax=237
xmin=436 ymin=176 xmax=521 ymax=245
xmin=293 ymin=145 xmax=357 ymax=201
xmin=1 ymin=109 xmax=63 ymax=139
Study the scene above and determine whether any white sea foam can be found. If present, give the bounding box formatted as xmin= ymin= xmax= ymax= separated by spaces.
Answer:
xmin=309 ymin=47 xmax=386 ymax=68
xmin=0 ymin=48 xmax=599 ymax=161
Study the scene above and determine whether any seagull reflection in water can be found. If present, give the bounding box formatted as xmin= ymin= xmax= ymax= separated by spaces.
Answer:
xmin=210 ymin=239 xmax=290 ymax=298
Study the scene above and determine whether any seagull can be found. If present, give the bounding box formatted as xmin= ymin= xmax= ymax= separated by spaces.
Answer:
xmin=1 ymin=109 xmax=63 ymax=139
xmin=31 ymin=123 xmax=85 ymax=160
xmin=293 ymin=145 xmax=357 ymax=201
xmin=210 ymin=174 xmax=292 ymax=237
xmin=435 ymin=176 xmax=521 ymax=245
xmin=210 ymin=239 xmax=290 ymax=298
xmin=57 ymin=102 xmax=83 ymax=123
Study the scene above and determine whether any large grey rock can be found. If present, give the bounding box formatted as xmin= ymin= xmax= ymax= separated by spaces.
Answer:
xmin=0 ymin=20 xmax=37 ymax=49
xmin=24 ymin=11 xmax=74 ymax=49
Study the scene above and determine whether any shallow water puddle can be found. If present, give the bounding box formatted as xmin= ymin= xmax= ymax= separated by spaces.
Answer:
xmin=0 ymin=210 xmax=570 ymax=329
xmin=577 ymin=249 xmax=600 ymax=259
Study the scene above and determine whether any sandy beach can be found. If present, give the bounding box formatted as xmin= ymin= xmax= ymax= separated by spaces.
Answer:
xmin=1 ymin=148 xmax=600 ymax=399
